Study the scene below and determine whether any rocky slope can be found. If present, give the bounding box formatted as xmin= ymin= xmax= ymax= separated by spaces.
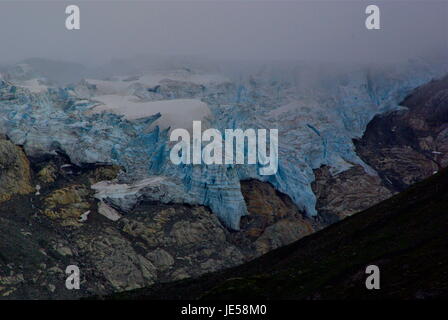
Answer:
xmin=312 ymin=75 xmax=448 ymax=219
xmin=104 ymin=167 xmax=448 ymax=300
xmin=0 ymin=137 xmax=34 ymax=202
xmin=355 ymin=76 xmax=448 ymax=189
xmin=312 ymin=164 xmax=392 ymax=219
xmin=0 ymin=141 xmax=314 ymax=299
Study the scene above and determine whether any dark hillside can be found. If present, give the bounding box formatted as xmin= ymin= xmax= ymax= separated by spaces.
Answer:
xmin=105 ymin=168 xmax=448 ymax=300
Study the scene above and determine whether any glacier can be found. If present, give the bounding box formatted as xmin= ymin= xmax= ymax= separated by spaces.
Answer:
xmin=0 ymin=60 xmax=446 ymax=230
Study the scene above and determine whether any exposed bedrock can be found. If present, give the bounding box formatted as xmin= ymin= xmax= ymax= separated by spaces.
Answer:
xmin=0 ymin=138 xmax=34 ymax=202
xmin=313 ymin=76 xmax=448 ymax=219
xmin=237 ymin=179 xmax=316 ymax=257
xmin=0 ymin=139 xmax=314 ymax=299
xmin=355 ymin=76 xmax=448 ymax=190
xmin=0 ymin=148 xmax=245 ymax=298
xmin=312 ymin=165 xmax=392 ymax=219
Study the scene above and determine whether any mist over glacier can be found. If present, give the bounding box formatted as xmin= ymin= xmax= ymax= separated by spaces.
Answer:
xmin=0 ymin=0 xmax=446 ymax=228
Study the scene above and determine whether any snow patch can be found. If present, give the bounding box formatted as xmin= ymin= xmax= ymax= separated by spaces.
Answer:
xmin=88 ymin=96 xmax=210 ymax=130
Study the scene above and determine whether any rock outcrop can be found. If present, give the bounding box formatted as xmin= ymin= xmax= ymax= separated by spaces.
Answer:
xmin=0 ymin=138 xmax=34 ymax=202
xmin=42 ymin=185 xmax=92 ymax=227
xmin=355 ymin=76 xmax=448 ymax=191
xmin=313 ymin=76 xmax=448 ymax=219
xmin=312 ymin=165 xmax=392 ymax=218
xmin=238 ymin=180 xmax=315 ymax=257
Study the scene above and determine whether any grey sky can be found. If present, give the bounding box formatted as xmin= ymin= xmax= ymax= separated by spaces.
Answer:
xmin=0 ymin=0 xmax=446 ymax=66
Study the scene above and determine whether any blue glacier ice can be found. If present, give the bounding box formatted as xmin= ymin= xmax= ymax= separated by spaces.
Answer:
xmin=0 ymin=60 xmax=446 ymax=230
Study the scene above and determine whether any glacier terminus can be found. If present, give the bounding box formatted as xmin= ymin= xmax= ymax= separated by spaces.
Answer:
xmin=0 ymin=60 xmax=446 ymax=230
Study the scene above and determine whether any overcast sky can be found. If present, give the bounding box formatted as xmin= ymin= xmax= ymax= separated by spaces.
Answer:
xmin=0 ymin=0 xmax=446 ymax=66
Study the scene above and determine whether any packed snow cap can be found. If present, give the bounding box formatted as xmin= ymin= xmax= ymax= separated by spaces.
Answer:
xmin=0 ymin=60 xmax=446 ymax=230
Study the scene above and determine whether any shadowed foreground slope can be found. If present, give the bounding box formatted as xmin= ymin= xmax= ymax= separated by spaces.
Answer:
xmin=103 ymin=168 xmax=448 ymax=300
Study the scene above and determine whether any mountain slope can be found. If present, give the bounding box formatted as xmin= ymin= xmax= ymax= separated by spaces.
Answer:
xmin=104 ymin=168 xmax=448 ymax=300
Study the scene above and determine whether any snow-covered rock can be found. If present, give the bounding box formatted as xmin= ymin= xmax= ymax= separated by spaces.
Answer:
xmin=91 ymin=176 xmax=195 ymax=212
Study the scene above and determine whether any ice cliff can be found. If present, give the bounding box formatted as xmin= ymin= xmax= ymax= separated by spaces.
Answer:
xmin=0 ymin=61 xmax=446 ymax=229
